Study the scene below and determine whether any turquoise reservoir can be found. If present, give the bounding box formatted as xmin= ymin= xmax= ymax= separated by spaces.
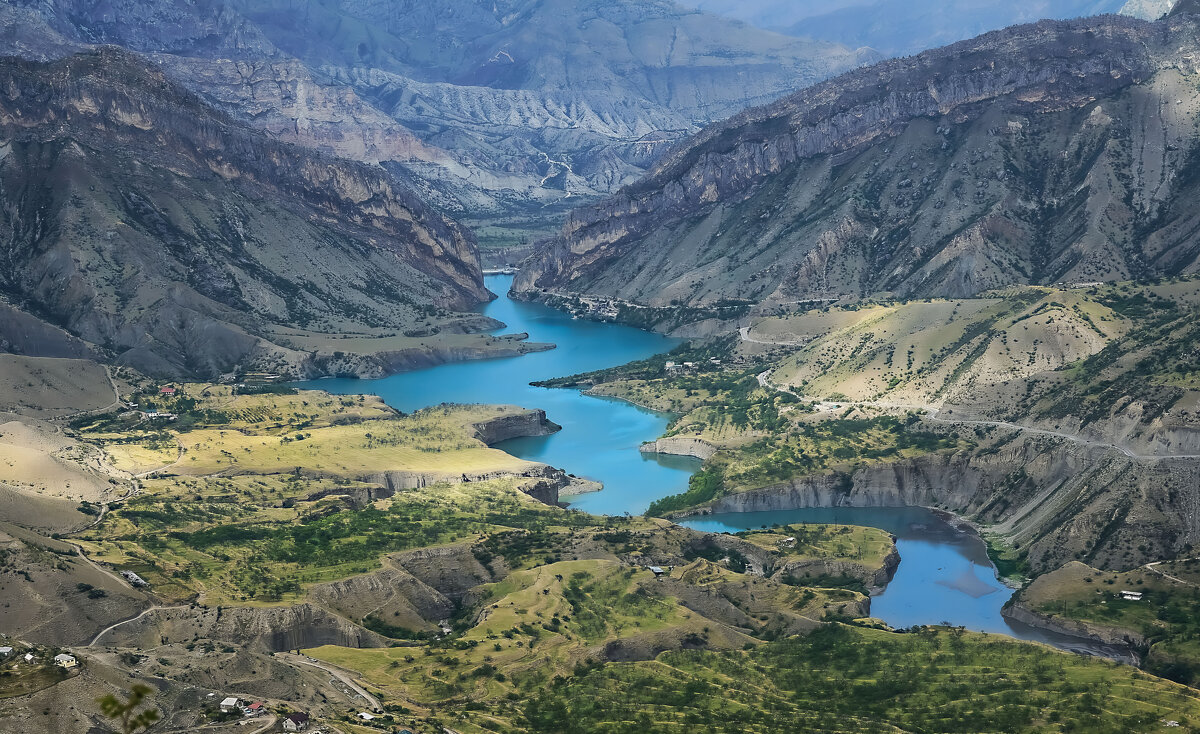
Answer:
xmin=297 ymin=274 xmax=1126 ymax=656
xmin=295 ymin=274 xmax=700 ymax=516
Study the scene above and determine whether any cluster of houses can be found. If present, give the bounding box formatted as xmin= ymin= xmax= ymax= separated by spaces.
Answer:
xmin=571 ymin=296 xmax=621 ymax=320
xmin=0 ymin=645 xmax=78 ymax=670
xmin=664 ymin=357 xmax=722 ymax=374
xmin=141 ymin=410 xmax=178 ymax=421
xmin=122 ymin=385 xmax=181 ymax=421
xmin=218 ymin=697 xmax=313 ymax=730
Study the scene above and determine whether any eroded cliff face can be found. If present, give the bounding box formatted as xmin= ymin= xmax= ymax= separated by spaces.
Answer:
xmin=470 ymin=408 xmax=562 ymax=445
xmin=692 ymin=431 xmax=1200 ymax=575
xmin=517 ymin=13 xmax=1200 ymax=309
xmin=0 ymin=49 xmax=487 ymax=377
xmin=640 ymin=436 xmax=719 ymax=460
xmin=101 ymin=603 xmax=389 ymax=652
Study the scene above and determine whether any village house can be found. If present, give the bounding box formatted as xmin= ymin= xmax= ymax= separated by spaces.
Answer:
xmin=779 ymin=536 xmax=797 ymax=549
xmin=1120 ymin=590 xmax=1144 ymax=601
xmin=54 ymin=654 xmax=77 ymax=669
xmin=282 ymin=712 xmax=310 ymax=731
xmin=23 ymin=653 xmax=34 ymax=663
xmin=245 ymin=701 xmax=264 ymax=716
xmin=357 ymin=711 xmax=376 ymax=721
xmin=219 ymin=697 xmax=240 ymax=713
xmin=664 ymin=361 xmax=682 ymax=374
xmin=0 ymin=646 xmax=12 ymax=658
xmin=159 ymin=386 xmax=176 ymax=396
xmin=649 ymin=566 xmax=666 ymax=578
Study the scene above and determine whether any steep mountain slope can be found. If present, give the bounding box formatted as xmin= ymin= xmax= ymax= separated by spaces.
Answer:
xmin=684 ymin=0 xmax=1128 ymax=57
xmin=0 ymin=49 xmax=490 ymax=378
xmin=762 ymin=288 xmax=1120 ymax=406
xmin=516 ymin=11 xmax=1200 ymax=310
xmin=3 ymin=0 xmax=878 ymax=254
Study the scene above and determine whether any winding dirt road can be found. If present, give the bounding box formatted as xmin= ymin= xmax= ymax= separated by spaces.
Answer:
xmin=88 ymin=604 xmax=191 ymax=647
xmin=278 ymin=653 xmax=383 ymax=712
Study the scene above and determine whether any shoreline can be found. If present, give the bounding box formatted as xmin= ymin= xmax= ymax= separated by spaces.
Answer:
xmin=680 ymin=494 xmax=1140 ymax=661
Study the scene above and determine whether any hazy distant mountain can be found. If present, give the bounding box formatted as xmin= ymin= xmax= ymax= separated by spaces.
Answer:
xmin=516 ymin=11 xmax=1200 ymax=308
xmin=2 ymin=0 xmax=878 ymax=253
xmin=682 ymin=0 xmax=1128 ymax=56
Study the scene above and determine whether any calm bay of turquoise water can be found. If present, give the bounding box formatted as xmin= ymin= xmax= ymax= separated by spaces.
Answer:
xmin=296 ymin=274 xmax=701 ymax=517
xmin=297 ymin=274 xmax=1124 ymax=656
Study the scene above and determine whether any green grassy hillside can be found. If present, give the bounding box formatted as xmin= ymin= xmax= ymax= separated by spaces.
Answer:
xmin=519 ymin=625 xmax=1200 ymax=734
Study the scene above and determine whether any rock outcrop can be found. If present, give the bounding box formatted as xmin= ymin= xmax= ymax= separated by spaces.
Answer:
xmin=686 ymin=430 xmax=1200 ymax=574
xmin=1002 ymin=600 xmax=1147 ymax=649
xmin=517 ymin=11 xmax=1200 ymax=312
xmin=640 ymin=436 xmax=718 ymax=460
xmin=471 ymin=409 xmax=562 ymax=446
xmin=772 ymin=545 xmax=901 ymax=594
xmin=365 ymin=464 xmax=572 ymax=502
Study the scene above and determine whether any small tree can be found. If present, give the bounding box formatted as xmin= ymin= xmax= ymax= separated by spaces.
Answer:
xmin=97 ymin=684 xmax=160 ymax=734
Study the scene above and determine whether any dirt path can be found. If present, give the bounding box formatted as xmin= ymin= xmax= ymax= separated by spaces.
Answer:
xmin=1144 ymin=558 xmax=1200 ymax=588
xmin=279 ymin=653 xmax=383 ymax=712
xmin=72 ymin=544 xmax=131 ymax=591
xmin=133 ymin=442 xmax=184 ymax=478
xmin=87 ymin=604 xmax=191 ymax=647
xmin=56 ymin=365 xmax=124 ymax=422
xmin=925 ymin=410 xmax=1139 ymax=459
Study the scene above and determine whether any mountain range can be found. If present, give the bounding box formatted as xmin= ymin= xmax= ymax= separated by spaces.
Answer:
xmin=516 ymin=9 xmax=1200 ymax=311
xmin=2 ymin=0 xmax=879 ymax=255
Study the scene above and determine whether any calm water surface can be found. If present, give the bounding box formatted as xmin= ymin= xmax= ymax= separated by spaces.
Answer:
xmin=298 ymin=275 xmax=1122 ymax=655
xmin=296 ymin=274 xmax=700 ymax=516
xmin=683 ymin=508 xmax=1126 ymax=656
